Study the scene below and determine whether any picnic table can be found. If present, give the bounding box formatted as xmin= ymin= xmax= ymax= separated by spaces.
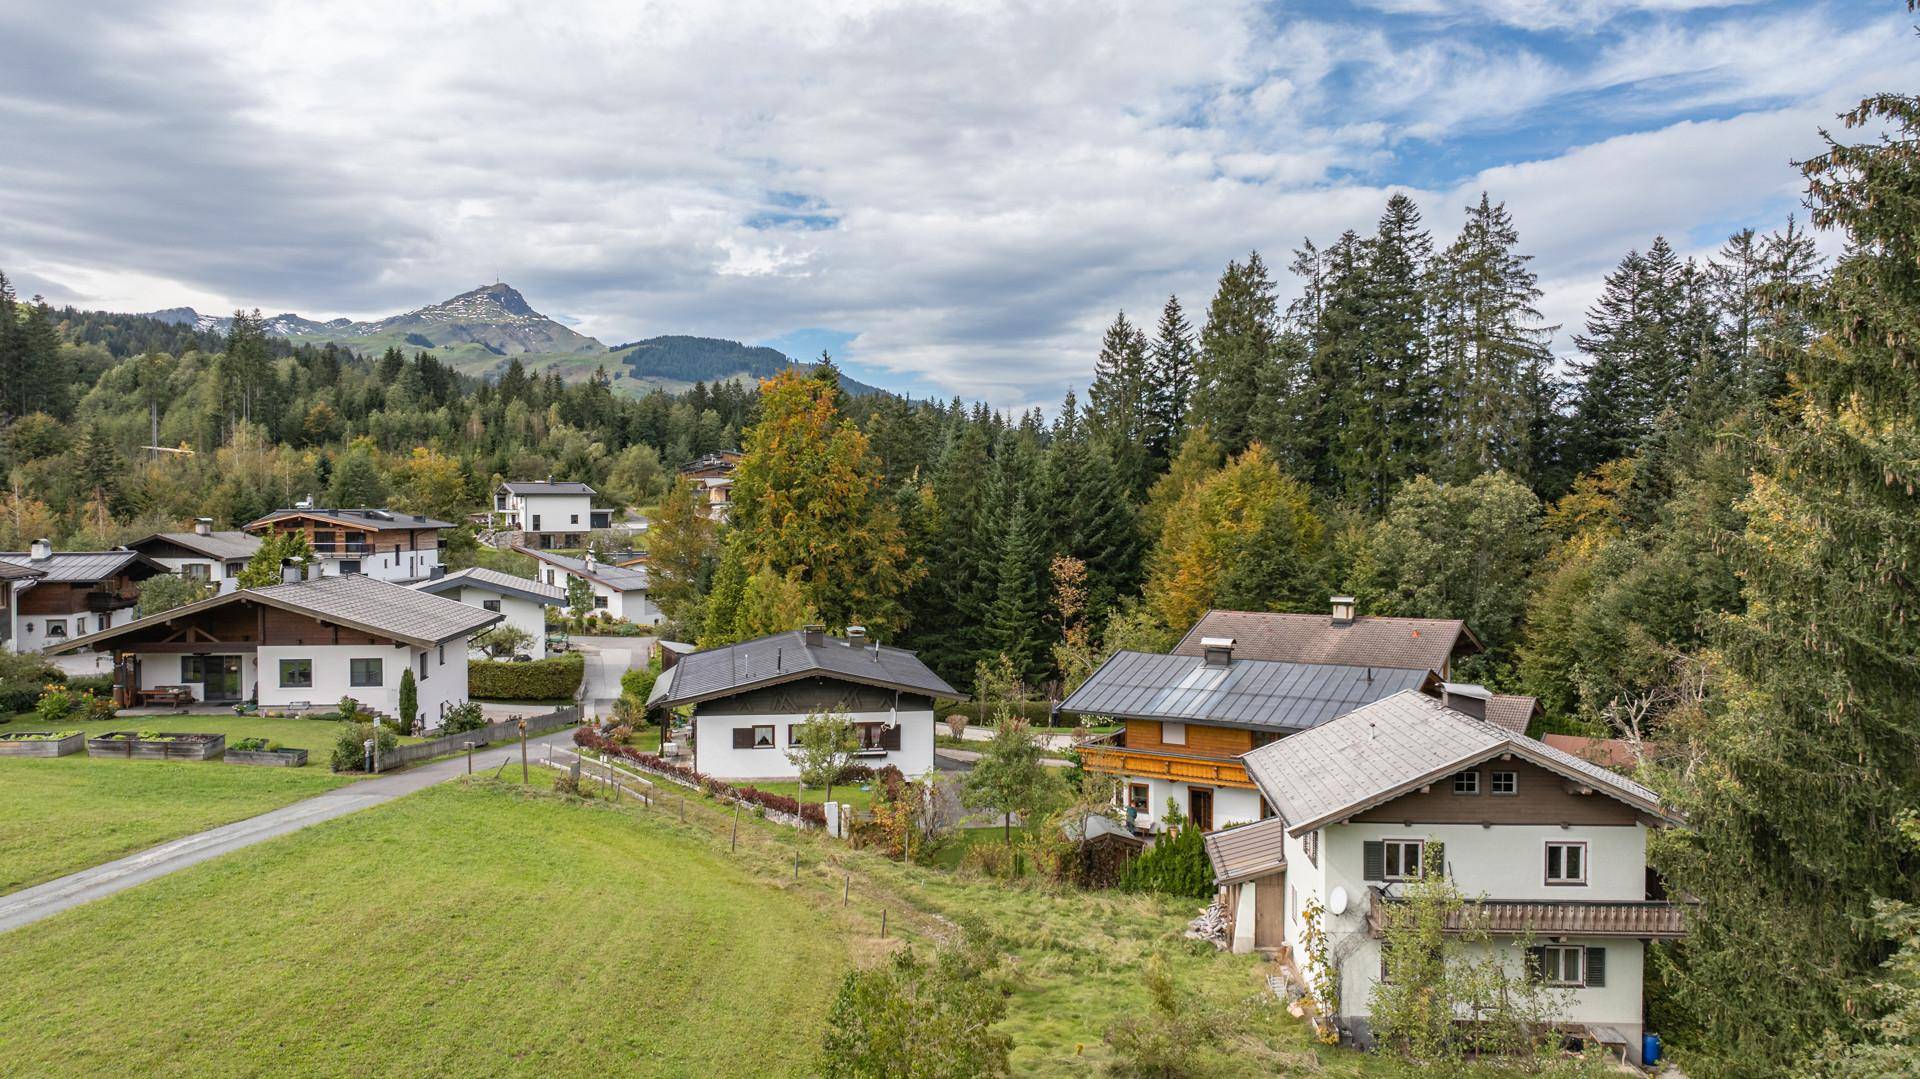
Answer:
xmin=137 ymin=686 xmax=194 ymax=707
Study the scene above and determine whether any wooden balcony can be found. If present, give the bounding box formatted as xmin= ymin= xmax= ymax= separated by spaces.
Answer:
xmin=1079 ymin=740 xmax=1257 ymax=790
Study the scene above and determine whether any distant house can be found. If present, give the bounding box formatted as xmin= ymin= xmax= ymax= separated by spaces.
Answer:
xmin=411 ymin=567 xmax=564 ymax=658
xmin=678 ymin=452 xmax=740 ymax=522
xmin=517 ymin=547 xmax=663 ymax=625
xmin=46 ymin=575 xmax=500 ymax=728
xmin=0 ymin=541 xmax=165 ymax=654
xmin=244 ymin=506 xmax=451 ymax=583
xmin=647 ymin=625 xmax=963 ymax=781
xmin=0 ymin=560 xmax=45 ymax=653
xmin=1214 ymin=690 xmax=1685 ymax=1066
xmin=493 ymin=480 xmax=614 ymax=548
xmin=126 ymin=519 xmax=262 ymax=594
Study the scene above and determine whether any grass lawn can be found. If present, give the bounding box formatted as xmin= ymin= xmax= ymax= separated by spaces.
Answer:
xmin=0 ymin=782 xmax=850 ymax=1077
xmin=744 ymin=778 xmax=876 ymax=811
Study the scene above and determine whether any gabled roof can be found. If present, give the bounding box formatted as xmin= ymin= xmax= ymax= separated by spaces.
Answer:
xmin=0 ymin=550 xmax=162 ymax=583
xmin=1242 ymin=691 xmax=1673 ymax=836
xmin=1057 ymin=651 xmax=1437 ymax=733
xmin=127 ymin=530 xmax=262 ymax=561
xmin=411 ymin=567 xmax=565 ymax=605
xmin=515 ymin=547 xmax=650 ymax=591
xmin=1542 ymin=734 xmax=1643 ymax=770
xmin=499 ymin=480 xmax=597 ymax=496
xmin=1485 ymin=693 xmax=1541 ymax=735
xmin=1203 ymin=816 xmax=1290 ymax=885
xmin=245 ymin=507 xmax=453 ymax=532
xmin=652 ymin=629 xmax=964 ymax=708
xmin=0 ymin=561 xmax=44 ymax=581
xmin=1173 ymin=609 xmax=1482 ymax=672
xmin=44 ymin=574 xmax=500 ymax=653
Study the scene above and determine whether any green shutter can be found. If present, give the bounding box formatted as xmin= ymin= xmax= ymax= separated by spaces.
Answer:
xmin=1585 ymin=947 xmax=1606 ymax=987
xmin=1363 ymin=840 xmax=1384 ymax=881
xmin=1425 ymin=840 xmax=1445 ymax=878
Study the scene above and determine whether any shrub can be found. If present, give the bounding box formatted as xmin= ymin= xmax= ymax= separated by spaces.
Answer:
xmin=1103 ymin=953 xmax=1233 ymax=1077
xmin=440 ymin=701 xmax=488 ymax=734
xmin=470 ymin=654 xmax=584 ymax=700
xmin=338 ymin=696 xmax=362 ymax=722
xmin=398 ymin=668 xmax=419 ymax=734
xmin=817 ymin=941 xmax=1010 ymax=1078
xmin=66 ymin=674 xmax=113 ymax=697
xmin=78 ymin=690 xmax=116 ymax=722
xmin=231 ymin=737 xmax=285 ymax=752
xmin=329 ymin=722 xmax=399 ymax=773
xmin=619 ymin=662 xmax=659 ymax=704
xmin=1117 ymin=810 xmax=1213 ymax=898
xmin=34 ymin=684 xmax=75 ymax=724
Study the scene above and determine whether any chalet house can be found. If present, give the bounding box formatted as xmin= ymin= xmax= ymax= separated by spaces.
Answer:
xmin=0 ymin=542 xmax=164 ymax=654
xmin=47 ymin=575 xmax=500 ymax=730
xmin=410 ymin=567 xmax=563 ymax=658
xmin=647 ymin=624 xmax=962 ymax=782
xmin=0 ymin=560 xmax=44 ymax=653
xmin=517 ymin=547 xmax=663 ymax=626
xmin=493 ymin=480 xmax=614 ymax=549
xmin=244 ymin=506 xmax=451 ymax=583
xmin=1211 ymin=690 xmax=1684 ymax=1065
xmin=1060 ymin=642 xmax=1443 ymax=831
xmin=678 ymin=452 xmax=740 ymax=522
xmin=126 ymin=519 xmax=262 ymax=594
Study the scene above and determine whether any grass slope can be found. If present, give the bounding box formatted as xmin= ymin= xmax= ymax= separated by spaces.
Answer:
xmin=0 ymin=782 xmax=850 ymax=1077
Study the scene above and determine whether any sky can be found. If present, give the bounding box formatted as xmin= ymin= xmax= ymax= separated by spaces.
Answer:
xmin=1 ymin=0 xmax=1913 ymax=410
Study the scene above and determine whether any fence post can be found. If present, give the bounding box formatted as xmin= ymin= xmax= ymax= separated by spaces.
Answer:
xmin=519 ymin=718 xmax=528 ymax=785
xmin=844 ymin=873 xmax=850 ymax=905
xmin=881 ymin=908 xmax=887 ymax=938
xmin=730 ymin=803 xmax=739 ymax=852
xmin=465 ymin=741 xmax=474 ymax=775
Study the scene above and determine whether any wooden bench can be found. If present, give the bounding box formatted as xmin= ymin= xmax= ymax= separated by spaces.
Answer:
xmin=138 ymin=686 xmax=194 ymax=707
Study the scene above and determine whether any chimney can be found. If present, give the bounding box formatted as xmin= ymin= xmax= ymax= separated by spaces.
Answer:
xmin=1330 ymin=595 xmax=1356 ymax=627
xmin=29 ymin=538 xmax=52 ymax=562
xmin=1200 ymin=636 xmax=1234 ymax=668
xmin=296 ymin=493 xmax=313 ymax=510
xmin=846 ymin=625 xmax=867 ymax=646
xmin=584 ymin=551 xmax=596 ymax=572
xmin=194 ymin=517 xmax=213 ymax=537
xmin=1442 ymin=682 xmax=1491 ymax=722
xmin=802 ymin=623 xmax=825 ymax=648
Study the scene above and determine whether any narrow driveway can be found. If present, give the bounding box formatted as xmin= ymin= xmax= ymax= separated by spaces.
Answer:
xmin=570 ymin=635 xmax=651 ymax=718
xmin=0 ymin=728 xmax=580 ymax=935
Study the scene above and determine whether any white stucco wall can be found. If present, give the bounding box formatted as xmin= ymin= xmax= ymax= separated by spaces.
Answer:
xmin=149 ymin=557 xmax=246 ymax=594
xmin=139 ymin=652 xmax=258 ymax=702
xmin=516 ymin=493 xmax=593 ymax=534
xmin=252 ymin=638 xmax=469 ymax=730
xmin=447 ymin=587 xmax=548 ymax=658
xmin=11 ymin=600 xmax=139 ymax=655
xmin=692 ymin=707 xmax=936 ymax=781
xmin=1125 ymin=776 xmax=1264 ymax=831
xmin=313 ymin=547 xmax=439 ymax=583
xmin=537 ymin=566 xmax=662 ymax=627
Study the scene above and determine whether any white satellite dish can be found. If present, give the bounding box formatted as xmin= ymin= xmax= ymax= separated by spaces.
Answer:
xmin=1327 ymin=886 xmax=1349 ymax=915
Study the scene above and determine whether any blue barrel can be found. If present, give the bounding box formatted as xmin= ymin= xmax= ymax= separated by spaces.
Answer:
xmin=1643 ymin=1032 xmax=1662 ymax=1065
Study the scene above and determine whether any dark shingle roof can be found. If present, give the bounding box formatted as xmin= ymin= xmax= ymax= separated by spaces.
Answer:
xmin=500 ymin=480 xmax=597 ymax=496
xmin=1173 ymin=609 xmax=1480 ymax=672
xmin=1057 ymin=651 xmax=1435 ymax=733
xmin=0 ymin=550 xmax=158 ymax=583
xmin=1485 ymin=693 xmax=1539 ymax=734
xmin=516 ymin=548 xmax=650 ymax=591
xmin=246 ymin=507 xmax=453 ymax=532
xmin=412 ymin=567 xmax=565 ymax=605
xmin=128 ymin=530 xmax=262 ymax=561
xmin=653 ymin=630 xmax=963 ymax=707
xmin=0 ymin=561 xmax=43 ymax=581
xmin=1203 ymin=816 xmax=1290 ymax=885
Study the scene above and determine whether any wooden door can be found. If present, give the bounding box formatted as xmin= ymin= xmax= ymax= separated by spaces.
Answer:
xmin=1253 ymin=873 xmax=1286 ymax=949
xmin=1189 ymin=787 xmax=1214 ymax=831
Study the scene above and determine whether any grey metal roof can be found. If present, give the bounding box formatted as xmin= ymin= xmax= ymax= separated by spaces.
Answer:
xmin=0 ymin=550 xmax=156 ymax=583
xmin=653 ymin=629 xmax=963 ymax=707
xmin=499 ymin=480 xmax=598 ymax=496
xmin=1173 ymin=609 xmax=1481 ymax=671
xmin=246 ymin=507 xmax=454 ymax=531
xmin=1241 ymin=690 xmax=1672 ymax=836
xmin=412 ymin=567 xmax=565 ymax=605
xmin=1057 ymin=651 xmax=1434 ymax=732
xmin=129 ymin=530 xmax=262 ymax=561
xmin=517 ymin=548 xmax=650 ymax=591
xmin=0 ymin=561 xmax=43 ymax=581
xmin=1203 ymin=816 xmax=1290 ymax=884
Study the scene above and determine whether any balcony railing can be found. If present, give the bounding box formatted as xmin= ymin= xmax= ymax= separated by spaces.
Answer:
xmin=309 ymin=541 xmax=370 ymax=555
xmin=85 ymin=590 xmax=137 ymax=612
xmin=1078 ymin=735 xmax=1258 ymax=789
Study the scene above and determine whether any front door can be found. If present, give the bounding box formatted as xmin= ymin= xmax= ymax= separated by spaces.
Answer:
xmin=204 ymin=656 xmax=243 ymax=701
xmin=1189 ymin=787 xmax=1214 ymax=831
xmin=1253 ymin=872 xmax=1287 ymax=949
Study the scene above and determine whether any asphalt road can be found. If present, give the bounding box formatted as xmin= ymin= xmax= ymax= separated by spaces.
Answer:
xmin=568 ymin=635 xmax=652 ymax=718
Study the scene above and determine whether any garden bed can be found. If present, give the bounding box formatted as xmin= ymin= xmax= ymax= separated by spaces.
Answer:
xmin=86 ymin=731 xmax=226 ymax=761
xmin=225 ymin=743 xmax=308 ymax=768
xmin=0 ymin=731 xmax=85 ymax=758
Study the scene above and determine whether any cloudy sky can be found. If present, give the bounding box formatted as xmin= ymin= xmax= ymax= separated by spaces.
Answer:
xmin=1 ymin=1 xmax=1912 ymax=408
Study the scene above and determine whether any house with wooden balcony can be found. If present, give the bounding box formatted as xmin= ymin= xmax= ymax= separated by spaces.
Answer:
xmin=1059 ymin=638 xmax=1443 ymax=831
xmin=0 ymin=541 xmax=165 ymax=654
xmin=244 ymin=506 xmax=452 ymax=583
xmin=126 ymin=519 xmax=262 ymax=594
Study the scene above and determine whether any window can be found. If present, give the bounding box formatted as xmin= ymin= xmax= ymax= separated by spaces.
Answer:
xmin=752 ymin=725 xmax=775 ymax=748
xmin=183 ymin=563 xmax=211 ymax=580
xmin=1537 ymin=945 xmax=1586 ymax=987
xmin=278 ymin=659 xmax=313 ymax=688
xmin=594 ymin=596 xmax=608 ymax=610
xmin=1546 ymin=841 xmax=1588 ymax=885
xmin=1453 ymin=770 xmax=1480 ymax=794
xmin=1384 ymin=839 xmax=1425 ymax=881
xmin=339 ymin=560 xmax=361 ymax=575
xmin=181 ymin=656 xmax=205 ymax=683
xmin=1127 ymin=783 xmax=1150 ymax=813
xmin=45 ymin=619 xmax=67 ymax=639
xmin=482 ymin=599 xmax=502 ymax=613
xmin=570 ymin=514 xmax=579 ymax=525
xmin=350 ymin=658 xmax=383 ymax=687
xmin=1491 ymin=770 xmax=1517 ymax=795
xmin=532 ymin=514 xmax=542 ymax=530
xmin=225 ymin=562 xmax=241 ymax=578
xmin=1304 ymin=829 xmax=1320 ymax=868
xmin=418 ymin=652 xmax=427 ymax=681
xmin=1161 ymin=721 xmax=1186 ymax=745
xmin=438 ymin=644 xmax=446 ymax=666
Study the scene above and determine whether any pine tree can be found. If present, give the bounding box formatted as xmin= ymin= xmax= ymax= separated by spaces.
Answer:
xmin=905 ymin=420 xmax=995 ymax=684
xmin=1144 ymin=295 xmax=1195 ymax=474
xmin=327 ymin=444 xmax=388 ymax=507
xmin=1087 ymin=312 xmax=1152 ymax=496
xmin=1192 ymin=253 xmax=1279 ymax=455
xmin=1066 ymin=441 xmax=1143 ymax=629
xmin=1567 ymin=237 xmax=1694 ymax=474
xmin=983 ymin=499 xmax=1049 ymax=685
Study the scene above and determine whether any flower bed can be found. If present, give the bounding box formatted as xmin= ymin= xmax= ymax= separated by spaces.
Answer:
xmin=0 ymin=730 xmax=85 ymax=758
xmin=224 ymin=737 xmax=308 ymax=768
xmin=574 ymin=728 xmax=826 ymax=826
xmin=86 ymin=731 xmax=226 ymax=761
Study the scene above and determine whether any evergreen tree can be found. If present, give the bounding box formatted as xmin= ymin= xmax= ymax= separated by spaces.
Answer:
xmin=1087 ymin=311 xmax=1152 ymax=495
xmin=327 ymin=443 xmax=389 ymax=507
xmin=1143 ymin=295 xmax=1195 ymax=474
xmin=1192 ymin=253 xmax=1279 ymax=455
xmin=983 ymin=500 xmax=1049 ymax=685
xmin=1567 ymin=237 xmax=1695 ymax=474
xmin=219 ymin=310 xmax=273 ymax=427
xmin=1066 ymin=441 xmax=1143 ymax=629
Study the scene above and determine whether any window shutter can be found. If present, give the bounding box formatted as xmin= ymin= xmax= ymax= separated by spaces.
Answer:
xmin=881 ymin=725 xmax=902 ymax=751
xmin=1525 ymin=946 xmax=1546 ymax=983
xmin=1425 ymin=840 xmax=1445 ymax=878
xmin=732 ymin=727 xmax=753 ymax=749
xmin=1584 ymin=947 xmax=1606 ymax=987
xmin=1363 ymin=841 xmax=1385 ymax=881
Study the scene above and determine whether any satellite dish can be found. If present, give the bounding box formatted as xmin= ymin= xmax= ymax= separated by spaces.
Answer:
xmin=1328 ymin=886 xmax=1349 ymax=915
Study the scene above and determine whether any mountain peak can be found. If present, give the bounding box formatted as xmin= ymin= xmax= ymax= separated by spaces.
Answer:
xmin=443 ymin=282 xmax=534 ymax=317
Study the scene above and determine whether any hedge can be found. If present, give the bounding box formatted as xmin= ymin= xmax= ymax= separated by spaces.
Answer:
xmin=469 ymin=654 xmax=584 ymax=700
xmin=574 ymin=727 xmax=827 ymax=826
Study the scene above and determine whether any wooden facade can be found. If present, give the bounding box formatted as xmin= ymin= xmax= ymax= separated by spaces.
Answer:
xmin=248 ymin=515 xmax=441 ymax=559
xmin=1081 ymin=718 xmax=1266 ymax=791
xmin=1349 ymin=758 xmax=1644 ymax=827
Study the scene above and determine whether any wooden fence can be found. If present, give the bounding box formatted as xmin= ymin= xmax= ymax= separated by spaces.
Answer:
xmin=374 ymin=706 xmax=580 ymax=772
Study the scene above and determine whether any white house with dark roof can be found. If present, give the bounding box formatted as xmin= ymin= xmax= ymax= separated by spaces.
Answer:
xmin=1213 ymin=689 xmax=1686 ymax=1065
xmin=494 ymin=481 xmax=614 ymax=548
xmin=1 ymin=542 xmax=165 ymax=654
xmin=411 ymin=567 xmax=564 ymax=658
xmin=46 ymin=575 xmax=500 ymax=731
xmin=648 ymin=625 xmax=963 ymax=781
xmin=126 ymin=519 xmax=262 ymax=594
xmin=517 ymin=547 xmax=662 ymax=625
xmin=244 ymin=506 xmax=451 ymax=583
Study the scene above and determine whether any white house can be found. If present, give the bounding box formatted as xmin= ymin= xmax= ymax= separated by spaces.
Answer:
xmin=1 ymin=544 xmax=164 ymax=655
xmin=244 ymin=506 xmax=451 ymax=583
xmin=126 ymin=520 xmax=262 ymax=594
xmin=411 ymin=567 xmax=564 ymax=658
xmin=494 ymin=481 xmax=613 ymax=548
xmin=1209 ymin=690 xmax=1685 ymax=1065
xmin=518 ymin=547 xmax=663 ymax=626
xmin=648 ymin=625 xmax=963 ymax=782
xmin=47 ymin=574 xmax=501 ymax=732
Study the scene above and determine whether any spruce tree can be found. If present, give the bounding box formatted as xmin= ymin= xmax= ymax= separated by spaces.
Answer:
xmin=1144 ymin=295 xmax=1195 ymax=475
xmin=1192 ymin=253 xmax=1279 ymax=455
xmin=1087 ymin=312 xmax=1152 ymax=496
xmin=983 ymin=499 xmax=1048 ymax=685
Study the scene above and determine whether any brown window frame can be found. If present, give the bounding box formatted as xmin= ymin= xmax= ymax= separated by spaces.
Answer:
xmin=750 ymin=724 xmax=776 ymax=749
xmin=1545 ymin=840 xmax=1588 ymax=886
xmin=1127 ymin=783 xmax=1150 ymax=812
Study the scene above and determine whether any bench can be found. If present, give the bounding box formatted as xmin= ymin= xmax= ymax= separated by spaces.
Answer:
xmin=138 ymin=686 xmax=194 ymax=707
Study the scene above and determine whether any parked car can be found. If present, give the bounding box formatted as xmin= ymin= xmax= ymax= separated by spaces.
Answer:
xmin=546 ymin=630 xmax=571 ymax=654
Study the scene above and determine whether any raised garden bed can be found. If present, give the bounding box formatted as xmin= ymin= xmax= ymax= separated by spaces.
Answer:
xmin=86 ymin=731 xmax=226 ymax=761
xmin=224 ymin=737 xmax=308 ymax=768
xmin=0 ymin=730 xmax=85 ymax=757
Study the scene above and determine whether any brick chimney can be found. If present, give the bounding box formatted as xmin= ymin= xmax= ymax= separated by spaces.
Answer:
xmin=1331 ymin=595 xmax=1356 ymax=627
